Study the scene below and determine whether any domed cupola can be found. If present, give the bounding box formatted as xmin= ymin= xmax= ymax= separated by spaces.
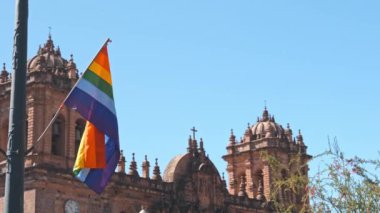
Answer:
xmin=250 ymin=107 xmax=285 ymax=139
xmin=27 ymin=34 xmax=78 ymax=88
xmin=28 ymin=34 xmax=68 ymax=75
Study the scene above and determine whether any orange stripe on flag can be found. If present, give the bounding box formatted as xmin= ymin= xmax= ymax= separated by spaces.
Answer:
xmin=82 ymin=121 xmax=106 ymax=168
xmin=94 ymin=46 xmax=110 ymax=72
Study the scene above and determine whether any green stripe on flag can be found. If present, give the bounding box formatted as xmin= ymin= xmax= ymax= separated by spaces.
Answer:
xmin=83 ymin=70 xmax=114 ymax=99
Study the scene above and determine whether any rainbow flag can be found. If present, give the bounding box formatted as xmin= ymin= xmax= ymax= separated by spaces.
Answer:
xmin=64 ymin=41 xmax=120 ymax=193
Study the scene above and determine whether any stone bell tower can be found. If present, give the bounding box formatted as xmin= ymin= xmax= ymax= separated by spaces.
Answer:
xmin=0 ymin=34 xmax=83 ymax=170
xmin=223 ymin=107 xmax=311 ymax=205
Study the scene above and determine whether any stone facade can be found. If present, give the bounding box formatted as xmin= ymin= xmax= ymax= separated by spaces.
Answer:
xmin=0 ymin=36 xmax=309 ymax=213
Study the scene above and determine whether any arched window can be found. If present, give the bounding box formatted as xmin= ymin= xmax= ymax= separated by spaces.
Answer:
xmin=255 ymin=170 xmax=265 ymax=199
xmin=281 ymin=170 xmax=287 ymax=202
xmin=51 ymin=115 xmax=65 ymax=156
xmin=75 ymin=119 xmax=85 ymax=154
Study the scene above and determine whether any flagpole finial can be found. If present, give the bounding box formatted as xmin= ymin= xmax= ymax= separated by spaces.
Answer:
xmin=106 ymin=38 xmax=112 ymax=45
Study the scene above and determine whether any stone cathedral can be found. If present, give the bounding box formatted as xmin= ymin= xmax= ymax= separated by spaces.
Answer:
xmin=0 ymin=36 xmax=311 ymax=213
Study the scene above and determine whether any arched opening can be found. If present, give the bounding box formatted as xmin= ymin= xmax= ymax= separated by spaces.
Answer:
xmin=51 ymin=115 xmax=65 ymax=156
xmin=74 ymin=119 xmax=85 ymax=155
xmin=255 ymin=170 xmax=264 ymax=200
xmin=280 ymin=169 xmax=294 ymax=203
xmin=280 ymin=170 xmax=287 ymax=202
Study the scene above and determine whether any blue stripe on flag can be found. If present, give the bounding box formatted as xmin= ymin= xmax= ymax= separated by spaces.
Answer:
xmin=65 ymin=87 xmax=119 ymax=140
xmin=77 ymin=169 xmax=90 ymax=182
xmin=76 ymin=79 xmax=116 ymax=115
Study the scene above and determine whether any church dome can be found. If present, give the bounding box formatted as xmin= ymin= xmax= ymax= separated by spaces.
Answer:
xmin=250 ymin=107 xmax=285 ymax=138
xmin=163 ymin=153 xmax=190 ymax=182
xmin=27 ymin=34 xmax=72 ymax=73
xmin=163 ymin=150 xmax=221 ymax=183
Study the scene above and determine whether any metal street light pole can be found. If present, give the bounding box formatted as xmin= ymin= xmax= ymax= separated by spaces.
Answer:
xmin=4 ymin=0 xmax=28 ymax=212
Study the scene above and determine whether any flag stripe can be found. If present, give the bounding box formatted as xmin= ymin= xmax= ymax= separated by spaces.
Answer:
xmin=79 ymin=122 xmax=106 ymax=168
xmin=89 ymin=61 xmax=112 ymax=85
xmin=76 ymin=168 xmax=90 ymax=182
xmin=82 ymin=70 xmax=113 ymax=99
xmin=75 ymin=136 xmax=117 ymax=182
xmin=76 ymin=79 xmax=116 ymax=115
xmin=94 ymin=47 xmax=110 ymax=72
xmin=81 ymin=137 xmax=119 ymax=193
xmin=85 ymin=153 xmax=118 ymax=193
xmin=65 ymin=87 xmax=118 ymax=140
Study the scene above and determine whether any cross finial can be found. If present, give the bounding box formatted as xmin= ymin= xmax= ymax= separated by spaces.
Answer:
xmin=190 ymin=126 xmax=197 ymax=140
xmin=48 ymin=26 xmax=52 ymax=39
xmin=264 ymin=100 xmax=267 ymax=110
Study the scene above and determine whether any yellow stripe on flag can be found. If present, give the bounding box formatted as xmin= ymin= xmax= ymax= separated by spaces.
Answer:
xmin=88 ymin=61 xmax=112 ymax=85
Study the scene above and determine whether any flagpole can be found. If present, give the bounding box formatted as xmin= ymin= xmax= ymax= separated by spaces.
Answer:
xmin=4 ymin=0 xmax=28 ymax=212
xmin=25 ymin=38 xmax=112 ymax=155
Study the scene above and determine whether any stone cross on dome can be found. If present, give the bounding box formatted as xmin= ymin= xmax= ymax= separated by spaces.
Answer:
xmin=190 ymin=126 xmax=197 ymax=140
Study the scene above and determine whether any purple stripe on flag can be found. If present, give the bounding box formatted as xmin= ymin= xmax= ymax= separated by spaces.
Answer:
xmin=83 ymin=137 xmax=120 ymax=193
xmin=65 ymin=87 xmax=119 ymax=140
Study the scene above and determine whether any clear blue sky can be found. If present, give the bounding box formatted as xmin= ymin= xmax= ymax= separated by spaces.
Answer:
xmin=1 ymin=1 xmax=379 ymax=177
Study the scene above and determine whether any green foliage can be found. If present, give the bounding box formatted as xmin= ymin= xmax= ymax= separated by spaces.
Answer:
xmin=264 ymin=139 xmax=380 ymax=213
xmin=310 ymin=141 xmax=380 ymax=213
xmin=261 ymin=151 xmax=310 ymax=213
